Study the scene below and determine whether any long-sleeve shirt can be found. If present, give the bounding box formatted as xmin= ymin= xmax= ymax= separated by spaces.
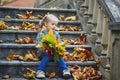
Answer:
xmin=36 ymin=29 xmax=60 ymax=44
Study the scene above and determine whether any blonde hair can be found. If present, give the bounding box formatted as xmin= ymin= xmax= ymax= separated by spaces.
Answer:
xmin=39 ymin=14 xmax=58 ymax=28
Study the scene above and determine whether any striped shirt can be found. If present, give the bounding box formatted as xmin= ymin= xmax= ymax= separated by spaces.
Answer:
xmin=36 ymin=29 xmax=60 ymax=44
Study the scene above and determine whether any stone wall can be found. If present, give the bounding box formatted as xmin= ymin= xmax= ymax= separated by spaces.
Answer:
xmin=70 ymin=0 xmax=120 ymax=80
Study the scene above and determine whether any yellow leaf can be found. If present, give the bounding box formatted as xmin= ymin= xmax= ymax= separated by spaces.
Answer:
xmin=48 ymin=29 xmax=56 ymax=41
xmin=55 ymin=40 xmax=60 ymax=47
xmin=57 ymin=44 xmax=65 ymax=55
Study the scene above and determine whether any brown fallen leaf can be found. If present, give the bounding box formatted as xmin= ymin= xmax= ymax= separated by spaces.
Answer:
xmin=5 ymin=15 xmax=11 ymax=19
xmin=46 ymin=72 xmax=56 ymax=79
xmin=2 ymin=75 xmax=10 ymax=79
xmin=0 ymin=40 xmax=3 ymax=43
xmin=65 ymin=16 xmax=76 ymax=21
xmin=23 ymin=68 xmax=36 ymax=79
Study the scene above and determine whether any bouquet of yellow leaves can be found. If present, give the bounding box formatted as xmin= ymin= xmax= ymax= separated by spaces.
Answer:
xmin=37 ymin=29 xmax=66 ymax=62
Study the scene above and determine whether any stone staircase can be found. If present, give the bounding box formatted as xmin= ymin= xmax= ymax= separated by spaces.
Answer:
xmin=0 ymin=7 xmax=101 ymax=80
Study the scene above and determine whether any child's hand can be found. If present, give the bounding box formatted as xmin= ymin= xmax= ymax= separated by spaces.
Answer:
xmin=35 ymin=44 xmax=40 ymax=48
xmin=44 ymin=47 xmax=53 ymax=54
xmin=44 ymin=47 xmax=53 ymax=58
xmin=35 ymin=44 xmax=45 ymax=50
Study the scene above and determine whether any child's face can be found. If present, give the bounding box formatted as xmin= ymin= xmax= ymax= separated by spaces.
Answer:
xmin=45 ymin=18 xmax=58 ymax=31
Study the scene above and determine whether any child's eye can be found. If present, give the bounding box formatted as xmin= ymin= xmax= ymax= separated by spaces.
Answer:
xmin=52 ymin=23 xmax=56 ymax=26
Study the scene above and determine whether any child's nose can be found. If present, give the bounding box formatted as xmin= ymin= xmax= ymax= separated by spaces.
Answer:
xmin=53 ymin=26 xmax=57 ymax=30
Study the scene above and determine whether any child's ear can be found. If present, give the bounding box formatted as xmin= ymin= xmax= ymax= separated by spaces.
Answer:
xmin=44 ymin=22 xmax=47 ymax=26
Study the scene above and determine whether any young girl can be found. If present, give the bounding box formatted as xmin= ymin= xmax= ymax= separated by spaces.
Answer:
xmin=35 ymin=14 xmax=71 ymax=78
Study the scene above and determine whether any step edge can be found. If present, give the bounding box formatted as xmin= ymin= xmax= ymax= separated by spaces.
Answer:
xmin=0 ymin=7 xmax=76 ymax=12
xmin=0 ymin=60 xmax=96 ymax=66
xmin=0 ymin=44 xmax=91 ymax=48
xmin=0 ymin=18 xmax=81 ymax=23
xmin=0 ymin=30 xmax=86 ymax=34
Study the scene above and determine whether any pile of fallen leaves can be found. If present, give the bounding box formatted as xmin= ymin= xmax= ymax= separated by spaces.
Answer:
xmin=59 ymin=15 xmax=76 ymax=21
xmin=62 ymin=33 xmax=86 ymax=45
xmin=0 ymin=20 xmax=41 ymax=31
xmin=23 ymin=68 xmax=36 ymax=79
xmin=0 ymin=20 xmax=8 ymax=30
xmin=6 ymin=51 xmax=39 ymax=61
xmin=23 ymin=68 xmax=56 ymax=79
xmin=15 ymin=36 xmax=35 ymax=44
xmin=57 ymin=25 xmax=82 ymax=31
xmin=8 ymin=21 xmax=41 ymax=30
xmin=19 ymin=21 xmax=41 ymax=30
xmin=63 ymin=47 xmax=94 ymax=61
xmin=5 ymin=11 xmax=77 ymax=21
xmin=16 ymin=11 xmax=43 ymax=19
xmin=69 ymin=65 xmax=102 ymax=80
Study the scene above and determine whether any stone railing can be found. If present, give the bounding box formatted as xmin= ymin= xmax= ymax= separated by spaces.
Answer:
xmin=71 ymin=0 xmax=120 ymax=80
xmin=34 ymin=0 xmax=50 ymax=8
xmin=34 ymin=0 xmax=70 ymax=8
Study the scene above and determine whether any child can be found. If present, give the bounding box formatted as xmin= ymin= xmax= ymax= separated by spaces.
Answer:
xmin=35 ymin=14 xmax=71 ymax=78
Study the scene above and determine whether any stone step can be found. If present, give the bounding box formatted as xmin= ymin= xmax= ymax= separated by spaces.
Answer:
xmin=0 ymin=7 xmax=78 ymax=20
xmin=0 ymin=30 xmax=85 ymax=43
xmin=0 ymin=60 xmax=96 ymax=67
xmin=0 ymin=60 xmax=96 ymax=78
xmin=0 ymin=18 xmax=81 ymax=26
xmin=0 ymin=19 xmax=83 ymax=31
xmin=0 ymin=44 xmax=91 ymax=60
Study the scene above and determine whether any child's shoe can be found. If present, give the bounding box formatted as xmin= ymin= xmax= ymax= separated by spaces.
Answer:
xmin=63 ymin=69 xmax=71 ymax=78
xmin=36 ymin=70 xmax=45 ymax=78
